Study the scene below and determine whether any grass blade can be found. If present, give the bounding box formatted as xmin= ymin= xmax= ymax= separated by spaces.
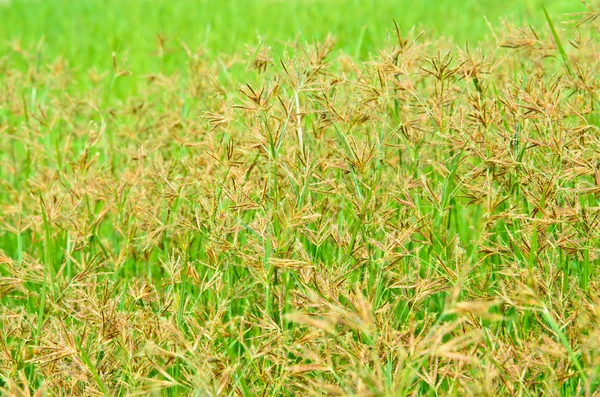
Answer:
xmin=541 ymin=1 xmax=574 ymax=76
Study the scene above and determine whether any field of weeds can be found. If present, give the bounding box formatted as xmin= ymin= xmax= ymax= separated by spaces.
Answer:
xmin=1 ymin=0 xmax=600 ymax=395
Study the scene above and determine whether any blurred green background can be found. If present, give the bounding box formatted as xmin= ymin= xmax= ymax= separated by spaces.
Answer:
xmin=0 ymin=0 xmax=585 ymax=98
xmin=1 ymin=0 xmax=584 ymax=65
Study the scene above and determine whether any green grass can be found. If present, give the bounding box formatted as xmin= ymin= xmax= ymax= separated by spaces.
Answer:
xmin=1 ymin=0 xmax=600 ymax=395
xmin=0 ymin=0 xmax=585 ymax=77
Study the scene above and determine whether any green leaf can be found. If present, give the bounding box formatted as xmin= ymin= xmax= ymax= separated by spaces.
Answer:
xmin=541 ymin=1 xmax=574 ymax=76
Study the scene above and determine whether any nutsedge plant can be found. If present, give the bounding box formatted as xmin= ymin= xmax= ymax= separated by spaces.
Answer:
xmin=1 ymin=2 xmax=600 ymax=396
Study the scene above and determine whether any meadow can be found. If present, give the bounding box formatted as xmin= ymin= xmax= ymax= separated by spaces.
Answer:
xmin=1 ymin=0 xmax=600 ymax=395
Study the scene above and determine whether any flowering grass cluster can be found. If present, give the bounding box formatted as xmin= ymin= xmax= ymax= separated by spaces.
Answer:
xmin=1 ymin=3 xmax=600 ymax=396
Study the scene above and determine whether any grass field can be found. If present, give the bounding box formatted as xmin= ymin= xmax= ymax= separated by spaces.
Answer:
xmin=1 ymin=0 xmax=600 ymax=395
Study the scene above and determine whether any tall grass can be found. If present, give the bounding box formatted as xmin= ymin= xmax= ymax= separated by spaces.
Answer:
xmin=1 ymin=1 xmax=600 ymax=396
